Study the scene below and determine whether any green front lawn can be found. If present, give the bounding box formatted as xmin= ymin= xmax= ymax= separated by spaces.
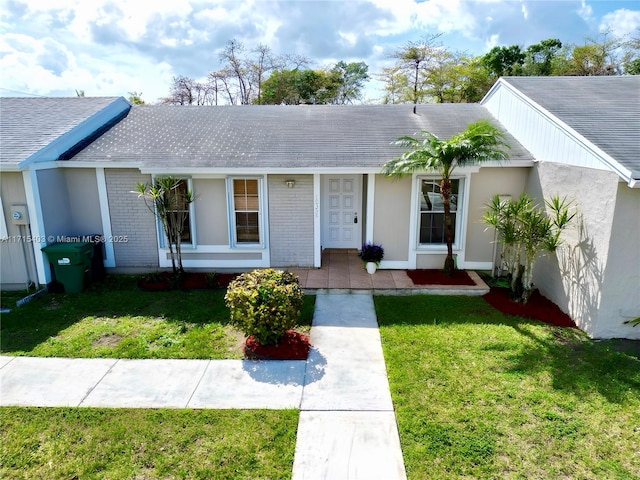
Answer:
xmin=376 ymin=295 xmax=640 ymax=480
xmin=1 ymin=275 xmax=315 ymax=359
xmin=0 ymin=408 xmax=298 ymax=479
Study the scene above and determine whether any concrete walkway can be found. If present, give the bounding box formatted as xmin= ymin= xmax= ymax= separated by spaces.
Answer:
xmin=0 ymin=293 xmax=406 ymax=479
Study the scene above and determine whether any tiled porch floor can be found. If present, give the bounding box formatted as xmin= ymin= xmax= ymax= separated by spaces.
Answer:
xmin=288 ymin=249 xmax=489 ymax=295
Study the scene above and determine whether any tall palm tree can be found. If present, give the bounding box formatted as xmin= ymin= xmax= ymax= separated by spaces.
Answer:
xmin=382 ymin=119 xmax=510 ymax=276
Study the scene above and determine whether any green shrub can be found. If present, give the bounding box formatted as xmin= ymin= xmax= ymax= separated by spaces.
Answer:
xmin=224 ymin=269 xmax=304 ymax=345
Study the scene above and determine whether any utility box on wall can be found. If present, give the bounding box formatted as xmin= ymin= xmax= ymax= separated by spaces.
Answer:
xmin=10 ymin=204 xmax=29 ymax=225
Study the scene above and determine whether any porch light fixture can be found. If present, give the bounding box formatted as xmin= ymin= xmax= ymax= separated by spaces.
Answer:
xmin=285 ymin=179 xmax=296 ymax=188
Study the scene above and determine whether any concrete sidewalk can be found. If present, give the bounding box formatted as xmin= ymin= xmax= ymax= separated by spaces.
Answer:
xmin=0 ymin=356 xmax=306 ymax=409
xmin=0 ymin=293 xmax=406 ymax=479
xmin=292 ymin=293 xmax=406 ymax=480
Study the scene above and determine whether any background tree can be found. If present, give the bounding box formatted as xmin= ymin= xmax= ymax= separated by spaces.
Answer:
xmin=258 ymin=62 xmax=368 ymax=105
xmin=383 ymin=120 xmax=510 ymax=275
xmin=378 ymin=65 xmax=410 ymax=104
xmin=622 ymin=30 xmax=640 ymax=75
xmin=423 ymin=53 xmax=493 ymax=103
xmin=127 ymin=91 xmax=145 ymax=105
xmin=389 ymin=34 xmax=444 ymax=112
xmin=250 ymin=44 xmax=276 ymax=105
xmin=277 ymin=69 xmax=335 ymax=104
xmin=330 ymin=61 xmax=370 ymax=104
xmin=219 ymin=39 xmax=253 ymax=104
xmin=481 ymin=44 xmax=526 ymax=77
xmin=522 ymin=39 xmax=563 ymax=75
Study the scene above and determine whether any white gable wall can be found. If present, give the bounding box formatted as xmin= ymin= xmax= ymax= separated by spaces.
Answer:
xmin=483 ymin=82 xmax=620 ymax=175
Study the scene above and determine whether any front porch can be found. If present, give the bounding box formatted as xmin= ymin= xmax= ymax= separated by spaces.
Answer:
xmin=289 ymin=249 xmax=489 ymax=295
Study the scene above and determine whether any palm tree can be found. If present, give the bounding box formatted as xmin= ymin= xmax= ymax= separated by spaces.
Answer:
xmin=382 ymin=119 xmax=510 ymax=276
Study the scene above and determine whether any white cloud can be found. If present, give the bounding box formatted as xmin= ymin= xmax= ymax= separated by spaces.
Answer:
xmin=600 ymin=9 xmax=640 ymax=38
xmin=577 ymin=0 xmax=594 ymax=24
xmin=521 ymin=3 xmax=529 ymax=20
xmin=486 ymin=33 xmax=500 ymax=50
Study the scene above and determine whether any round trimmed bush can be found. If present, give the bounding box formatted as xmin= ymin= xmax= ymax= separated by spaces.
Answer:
xmin=224 ymin=268 xmax=304 ymax=346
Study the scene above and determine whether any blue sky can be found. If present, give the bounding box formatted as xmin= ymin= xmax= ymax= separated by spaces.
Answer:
xmin=1 ymin=0 xmax=638 ymax=103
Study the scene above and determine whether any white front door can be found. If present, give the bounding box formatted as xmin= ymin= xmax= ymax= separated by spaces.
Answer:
xmin=322 ymin=175 xmax=362 ymax=249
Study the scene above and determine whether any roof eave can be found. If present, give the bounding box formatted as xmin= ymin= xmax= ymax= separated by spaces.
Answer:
xmin=17 ymin=97 xmax=131 ymax=171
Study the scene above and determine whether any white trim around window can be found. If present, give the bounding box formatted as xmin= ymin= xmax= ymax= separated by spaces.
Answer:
xmin=155 ymin=177 xmax=197 ymax=250
xmin=226 ymin=176 xmax=266 ymax=249
xmin=414 ymin=174 xmax=467 ymax=252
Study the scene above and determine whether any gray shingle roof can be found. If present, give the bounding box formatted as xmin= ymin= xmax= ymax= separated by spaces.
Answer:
xmin=502 ymin=76 xmax=640 ymax=180
xmin=70 ymin=103 xmax=533 ymax=169
xmin=0 ymin=96 xmax=122 ymax=165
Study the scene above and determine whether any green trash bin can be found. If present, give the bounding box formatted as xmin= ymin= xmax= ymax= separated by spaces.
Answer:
xmin=42 ymin=242 xmax=94 ymax=293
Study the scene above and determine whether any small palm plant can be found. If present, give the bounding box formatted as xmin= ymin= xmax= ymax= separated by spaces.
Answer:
xmin=136 ymin=176 xmax=195 ymax=275
xmin=383 ymin=119 xmax=510 ymax=276
xmin=483 ymin=193 xmax=575 ymax=303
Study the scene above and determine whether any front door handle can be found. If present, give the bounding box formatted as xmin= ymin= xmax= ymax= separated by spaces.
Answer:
xmin=354 ymin=213 xmax=358 ymax=224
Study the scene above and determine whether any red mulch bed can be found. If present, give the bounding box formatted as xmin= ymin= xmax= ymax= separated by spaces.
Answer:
xmin=406 ymin=269 xmax=476 ymax=286
xmin=483 ymin=287 xmax=577 ymax=328
xmin=244 ymin=330 xmax=311 ymax=360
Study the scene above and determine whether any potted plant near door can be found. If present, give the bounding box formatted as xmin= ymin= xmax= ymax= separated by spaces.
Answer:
xmin=358 ymin=242 xmax=384 ymax=274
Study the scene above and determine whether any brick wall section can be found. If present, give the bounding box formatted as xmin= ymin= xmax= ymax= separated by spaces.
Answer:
xmin=105 ymin=169 xmax=158 ymax=267
xmin=268 ymin=174 xmax=314 ymax=267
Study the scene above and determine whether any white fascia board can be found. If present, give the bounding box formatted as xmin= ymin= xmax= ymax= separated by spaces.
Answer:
xmin=22 ymin=169 xmax=50 ymax=284
xmin=0 ymin=164 xmax=21 ymax=172
xmin=365 ymin=174 xmax=375 ymax=243
xmin=479 ymin=77 xmax=505 ymax=105
xmin=95 ymin=168 xmax=116 ymax=267
xmin=486 ymin=79 xmax=634 ymax=185
xmin=140 ymin=166 xmax=386 ymax=175
xmin=313 ymin=173 xmax=321 ymax=268
xmin=18 ymin=97 xmax=131 ymax=170
xmin=56 ymin=161 xmax=142 ymax=169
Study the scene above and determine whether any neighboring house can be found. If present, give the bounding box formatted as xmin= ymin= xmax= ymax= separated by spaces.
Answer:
xmin=482 ymin=76 xmax=639 ymax=339
xmin=0 ymin=76 xmax=637 ymax=339
xmin=0 ymin=96 xmax=131 ymax=290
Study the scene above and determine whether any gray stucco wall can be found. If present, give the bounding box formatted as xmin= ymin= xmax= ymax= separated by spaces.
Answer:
xmin=268 ymin=174 xmax=314 ymax=267
xmin=599 ymin=183 xmax=640 ymax=339
xmin=105 ymin=169 xmax=158 ymax=268
xmin=527 ymin=162 xmax=639 ymax=339
xmin=373 ymin=175 xmax=411 ymax=262
xmin=465 ymin=167 xmax=529 ymax=263
xmin=64 ymin=169 xmax=102 ymax=236
xmin=37 ymin=168 xmax=72 ymax=238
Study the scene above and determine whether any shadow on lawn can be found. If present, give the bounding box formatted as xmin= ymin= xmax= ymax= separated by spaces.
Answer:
xmin=376 ymin=295 xmax=640 ymax=405
xmin=502 ymin=323 xmax=640 ymax=404
xmin=0 ymin=275 xmax=231 ymax=354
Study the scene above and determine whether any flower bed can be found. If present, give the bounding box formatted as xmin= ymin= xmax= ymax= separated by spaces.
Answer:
xmin=406 ymin=269 xmax=476 ymax=286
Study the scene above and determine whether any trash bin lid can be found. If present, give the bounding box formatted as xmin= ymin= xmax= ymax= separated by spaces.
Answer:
xmin=42 ymin=241 xmax=94 ymax=253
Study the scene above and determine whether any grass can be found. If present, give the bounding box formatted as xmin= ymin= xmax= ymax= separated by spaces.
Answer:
xmin=376 ymin=295 xmax=640 ymax=480
xmin=1 ymin=275 xmax=315 ymax=359
xmin=0 ymin=407 xmax=298 ymax=479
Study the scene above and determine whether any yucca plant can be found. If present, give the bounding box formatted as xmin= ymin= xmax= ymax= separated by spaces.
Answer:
xmin=483 ymin=193 xmax=575 ymax=303
xmin=136 ymin=176 xmax=195 ymax=275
